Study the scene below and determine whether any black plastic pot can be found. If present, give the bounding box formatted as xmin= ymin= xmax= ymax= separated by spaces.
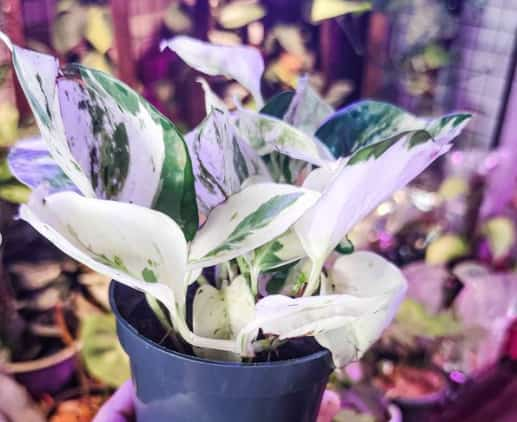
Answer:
xmin=110 ymin=281 xmax=334 ymax=422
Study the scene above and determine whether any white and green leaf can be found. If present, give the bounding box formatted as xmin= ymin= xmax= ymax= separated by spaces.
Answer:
xmin=3 ymin=37 xmax=95 ymax=197
xmin=315 ymin=100 xmax=423 ymax=158
xmin=235 ymin=108 xmax=329 ymax=165
xmin=21 ymin=191 xmax=238 ymax=354
xmin=57 ymin=64 xmax=199 ymax=239
xmin=162 ymin=35 xmax=264 ymax=107
xmin=2 ymin=35 xmax=198 ymax=240
xmin=238 ymin=252 xmax=407 ymax=367
xmin=20 ymin=191 xmax=188 ymax=309
xmin=189 ymin=183 xmax=320 ymax=268
xmin=185 ymin=109 xmax=270 ymax=215
xmin=296 ymin=112 xmax=472 ymax=295
xmin=250 ymin=230 xmax=305 ymax=294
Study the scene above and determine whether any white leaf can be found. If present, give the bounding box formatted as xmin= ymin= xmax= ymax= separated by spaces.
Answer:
xmin=162 ymin=35 xmax=264 ymax=107
xmin=189 ymin=183 xmax=320 ymax=268
xmin=193 ymin=275 xmax=255 ymax=361
xmin=238 ymin=252 xmax=407 ymax=367
xmin=57 ymin=69 xmax=163 ymax=206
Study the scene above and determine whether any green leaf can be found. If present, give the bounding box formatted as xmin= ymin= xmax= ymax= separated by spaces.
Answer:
xmin=0 ymin=101 xmax=20 ymax=147
xmin=250 ymin=230 xmax=305 ymax=294
xmin=189 ymin=183 xmax=320 ymax=268
xmin=394 ymin=299 xmax=461 ymax=340
xmin=481 ymin=217 xmax=515 ymax=261
xmin=335 ymin=236 xmax=354 ymax=254
xmin=80 ymin=313 xmax=130 ymax=388
xmin=84 ymin=6 xmax=113 ymax=54
xmin=259 ymin=91 xmax=295 ymax=119
xmin=51 ymin=6 xmax=85 ymax=54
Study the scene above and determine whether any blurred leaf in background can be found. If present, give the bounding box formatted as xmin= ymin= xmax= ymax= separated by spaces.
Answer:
xmin=84 ymin=6 xmax=113 ymax=54
xmin=0 ymin=103 xmax=19 ymax=147
xmin=51 ymin=2 xmax=85 ymax=54
xmin=217 ymin=0 xmax=266 ymax=29
xmin=80 ymin=314 xmax=130 ymax=388
xmin=310 ymin=0 xmax=372 ymax=23
xmin=164 ymin=3 xmax=193 ymax=33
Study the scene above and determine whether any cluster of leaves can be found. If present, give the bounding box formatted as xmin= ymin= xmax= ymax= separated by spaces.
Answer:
xmin=1 ymin=31 xmax=470 ymax=367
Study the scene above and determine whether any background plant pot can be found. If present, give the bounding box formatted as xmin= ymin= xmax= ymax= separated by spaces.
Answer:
xmin=110 ymin=281 xmax=334 ymax=422
xmin=4 ymin=342 xmax=80 ymax=397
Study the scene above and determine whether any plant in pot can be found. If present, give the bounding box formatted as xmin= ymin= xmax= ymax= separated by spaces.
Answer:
xmin=0 ymin=32 xmax=471 ymax=422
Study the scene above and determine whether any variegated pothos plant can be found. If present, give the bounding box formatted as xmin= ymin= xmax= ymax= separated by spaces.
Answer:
xmin=1 ymin=32 xmax=471 ymax=367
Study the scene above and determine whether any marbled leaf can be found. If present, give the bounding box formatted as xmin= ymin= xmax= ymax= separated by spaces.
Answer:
xmin=20 ymin=190 xmax=236 ymax=353
xmin=58 ymin=64 xmax=198 ymax=239
xmin=185 ymin=109 xmax=270 ymax=215
xmin=189 ymin=183 xmax=320 ymax=268
xmin=235 ymin=109 xmax=328 ymax=165
xmin=3 ymin=38 xmax=95 ymax=197
xmin=315 ymin=100 xmax=422 ymax=157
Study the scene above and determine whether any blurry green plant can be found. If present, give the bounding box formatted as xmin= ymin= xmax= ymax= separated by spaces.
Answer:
xmin=80 ymin=313 xmax=130 ymax=388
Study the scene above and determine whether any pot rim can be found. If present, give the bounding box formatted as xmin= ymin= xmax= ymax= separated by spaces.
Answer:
xmin=110 ymin=280 xmax=332 ymax=369
xmin=4 ymin=342 xmax=81 ymax=374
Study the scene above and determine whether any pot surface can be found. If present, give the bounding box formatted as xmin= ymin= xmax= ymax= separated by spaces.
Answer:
xmin=110 ymin=281 xmax=334 ymax=422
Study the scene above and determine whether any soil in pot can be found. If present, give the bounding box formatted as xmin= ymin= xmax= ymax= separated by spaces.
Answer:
xmin=111 ymin=281 xmax=334 ymax=422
